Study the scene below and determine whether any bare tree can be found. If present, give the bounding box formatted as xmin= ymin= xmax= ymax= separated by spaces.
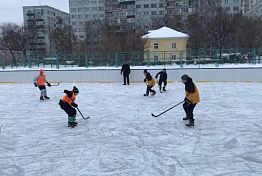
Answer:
xmin=50 ymin=24 xmax=73 ymax=55
xmin=0 ymin=23 xmax=26 ymax=66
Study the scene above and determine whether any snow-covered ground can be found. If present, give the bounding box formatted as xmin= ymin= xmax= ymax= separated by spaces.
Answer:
xmin=1 ymin=82 xmax=262 ymax=176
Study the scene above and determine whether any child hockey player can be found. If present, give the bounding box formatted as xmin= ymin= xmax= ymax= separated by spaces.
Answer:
xmin=155 ymin=68 xmax=167 ymax=92
xmin=33 ymin=69 xmax=51 ymax=100
xmin=181 ymin=74 xmax=200 ymax=127
xmin=59 ymin=86 xmax=79 ymax=128
xmin=143 ymin=69 xmax=156 ymax=96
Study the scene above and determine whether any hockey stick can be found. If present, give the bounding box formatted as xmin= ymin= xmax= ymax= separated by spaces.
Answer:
xmin=76 ymin=107 xmax=90 ymax=119
xmin=151 ymin=100 xmax=185 ymax=118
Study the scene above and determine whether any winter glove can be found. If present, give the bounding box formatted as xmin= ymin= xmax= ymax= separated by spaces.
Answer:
xmin=34 ymin=83 xmax=37 ymax=87
xmin=155 ymin=76 xmax=158 ymax=79
xmin=144 ymin=78 xmax=147 ymax=82
xmin=72 ymin=102 xmax=78 ymax=108
xmin=47 ymin=82 xmax=51 ymax=87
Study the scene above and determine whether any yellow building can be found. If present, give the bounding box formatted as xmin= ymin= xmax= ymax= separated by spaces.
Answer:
xmin=142 ymin=26 xmax=189 ymax=63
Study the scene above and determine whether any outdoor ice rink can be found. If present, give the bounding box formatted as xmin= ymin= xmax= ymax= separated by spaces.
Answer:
xmin=0 ymin=82 xmax=262 ymax=176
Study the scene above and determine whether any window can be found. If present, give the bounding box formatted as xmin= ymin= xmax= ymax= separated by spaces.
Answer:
xmin=172 ymin=43 xmax=176 ymax=48
xmin=151 ymin=11 xmax=157 ymax=15
xmin=234 ymin=0 xmax=239 ymax=3
xmin=171 ymin=54 xmax=176 ymax=60
xmin=154 ymin=55 xmax=158 ymax=62
xmin=144 ymin=4 xmax=149 ymax=8
xmin=224 ymin=0 xmax=228 ymax=3
xmin=233 ymin=6 xmax=239 ymax=11
xmin=136 ymin=5 xmax=141 ymax=8
xmin=151 ymin=4 xmax=157 ymax=8
xmin=225 ymin=7 xmax=230 ymax=11
xmin=154 ymin=43 xmax=159 ymax=49
xmin=159 ymin=3 xmax=164 ymax=8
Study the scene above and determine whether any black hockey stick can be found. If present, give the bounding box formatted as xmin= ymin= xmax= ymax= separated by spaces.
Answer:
xmin=77 ymin=107 xmax=90 ymax=119
xmin=151 ymin=100 xmax=185 ymax=118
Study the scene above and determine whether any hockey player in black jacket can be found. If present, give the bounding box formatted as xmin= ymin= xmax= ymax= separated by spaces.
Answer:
xmin=155 ymin=68 xmax=167 ymax=92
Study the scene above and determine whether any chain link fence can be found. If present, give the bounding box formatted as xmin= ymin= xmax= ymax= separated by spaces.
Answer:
xmin=0 ymin=48 xmax=262 ymax=69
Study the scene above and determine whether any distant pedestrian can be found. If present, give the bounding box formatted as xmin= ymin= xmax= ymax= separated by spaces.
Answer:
xmin=121 ymin=62 xmax=131 ymax=85
xmin=155 ymin=68 xmax=167 ymax=93
xmin=143 ymin=69 xmax=156 ymax=96
xmin=181 ymin=74 xmax=200 ymax=127
xmin=33 ymin=69 xmax=51 ymax=100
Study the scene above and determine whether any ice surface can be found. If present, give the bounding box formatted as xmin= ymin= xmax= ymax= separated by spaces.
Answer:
xmin=0 ymin=82 xmax=262 ymax=176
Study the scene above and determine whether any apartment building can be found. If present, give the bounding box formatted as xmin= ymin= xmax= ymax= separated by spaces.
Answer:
xmin=245 ymin=0 xmax=262 ymax=17
xmin=69 ymin=0 xmax=105 ymax=40
xmin=23 ymin=5 xmax=70 ymax=59
xmin=220 ymin=0 xmax=242 ymax=14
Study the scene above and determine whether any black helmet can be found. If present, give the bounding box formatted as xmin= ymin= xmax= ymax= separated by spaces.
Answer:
xmin=73 ymin=86 xmax=79 ymax=93
xmin=163 ymin=68 xmax=166 ymax=71
xmin=143 ymin=69 xmax=148 ymax=73
xmin=181 ymin=74 xmax=189 ymax=80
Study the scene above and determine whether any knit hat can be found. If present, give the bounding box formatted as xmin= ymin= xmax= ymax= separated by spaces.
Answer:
xmin=73 ymin=86 xmax=79 ymax=93
xmin=181 ymin=74 xmax=189 ymax=80
xmin=143 ymin=69 xmax=148 ymax=73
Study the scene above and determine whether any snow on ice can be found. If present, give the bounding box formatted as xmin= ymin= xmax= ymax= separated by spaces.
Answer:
xmin=0 ymin=82 xmax=262 ymax=176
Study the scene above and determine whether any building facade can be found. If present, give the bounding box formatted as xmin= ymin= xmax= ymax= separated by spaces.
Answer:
xmin=142 ymin=27 xmax=189 ymax=62
xmin=69 ymin=0 xmax=105 ymax=40
xmin=220 ymin=0 xmax=242 ymax=14
xmin=23 ymin=5 xmax=69 ymax=59
xmin=242 ymin=0 xmax=258 ymax=14
xmin=245 ymin=0 xmax=262 ymax=17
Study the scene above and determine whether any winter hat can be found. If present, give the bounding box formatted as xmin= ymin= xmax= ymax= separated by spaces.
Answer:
xmin=73 ymin=86 xmax=79 ymax=93
xmin=181 ymin=74 xmax=189 ymax=80
xmin=163 ymin=68 xmax=166 ymax=71
xmin=143 ymin=69 xmax=148 ymax=73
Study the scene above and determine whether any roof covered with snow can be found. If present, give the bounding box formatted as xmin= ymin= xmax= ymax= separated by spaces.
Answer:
xmin=142 ymin=26 xmax=189 ymax=39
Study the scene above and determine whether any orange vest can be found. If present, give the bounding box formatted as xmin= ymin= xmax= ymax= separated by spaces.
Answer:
xmin=62 ymin=93 xmax=76 ymax=106
xmin=185 ymin=84 xmax=200 ymax=104
xmin=36 ymin=75 xmax=46 ymax=86
xmin=147 ymin=79 xmax=156 ymax=86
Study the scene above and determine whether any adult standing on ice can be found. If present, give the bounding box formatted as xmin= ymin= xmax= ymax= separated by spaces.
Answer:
xmin=121 ymin=61 xmax=131 ymax=85
xmin=143 ymin=69 xmax=156 ymax=96
xmin=33 ymin=69 xmax=51 ymax=100
xmin=181 ymin=74 xmax=200 ymax=126
xmin=155 ymin=68 xmax=168 ymax=92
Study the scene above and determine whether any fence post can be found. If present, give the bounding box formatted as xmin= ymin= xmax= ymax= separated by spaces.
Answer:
xmin=146 ymin=49 xmax=150 ymax=66
xmin=252 ymin=48 xmax=256 ymax=65
xmin=85 ymin=52 xmax=88 ymax=67
xmin=179 ymin=50 xmax=183 ymax=68
xmin=114 ymin=50 xmax=118 ymax=66
xmin=215 ymin=49 xmax=219 ymax=67
xmin=56 ymin=53 xmax=60 ymax=69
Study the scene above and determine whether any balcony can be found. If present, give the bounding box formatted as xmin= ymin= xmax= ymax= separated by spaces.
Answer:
xmin=118 ymin=0 xmax=135 ymax=3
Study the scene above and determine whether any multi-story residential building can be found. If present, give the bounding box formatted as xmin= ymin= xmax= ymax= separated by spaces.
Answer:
xmin=135 ymin=0 xmax=166 ymax=31
xmin=220 ymin=0 xmax=242 ymax=14
xmin=245 ymin=0 xmax=262 ymax=17
xmin=242 ymin=0 xmax=258 ymax=14
xmin=69 ymin=0 xmax=105 ymax=40
xmin=165 ymin=0 xmax=199 ymax=31
xmin=23 ymin=5 xmax=69 ymax=59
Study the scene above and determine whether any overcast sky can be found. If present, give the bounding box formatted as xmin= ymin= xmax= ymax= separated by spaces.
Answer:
xmin=0 ymin=0 xmax=69 ymax=25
